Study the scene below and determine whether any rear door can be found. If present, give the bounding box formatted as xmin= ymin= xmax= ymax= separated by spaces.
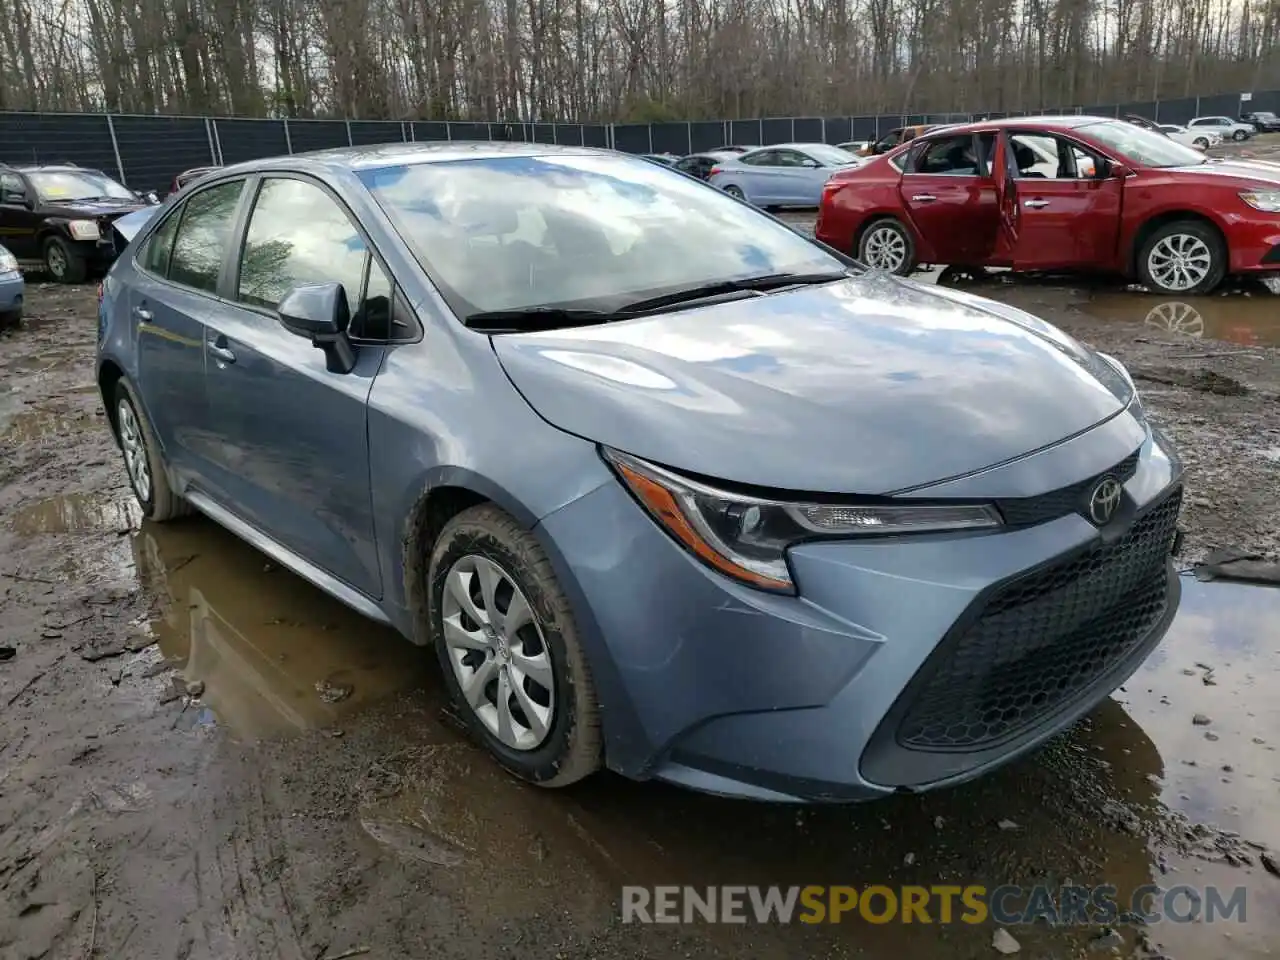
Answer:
xmin=897 ymin=132 xmax=999 ymax=265
xmin=996 ymin=130 xmax=1122 ymax=272
xmin=127 ymin=178 xmax=247 ymax=489
xmin=198 ymin=174 xmax=385 ymax=598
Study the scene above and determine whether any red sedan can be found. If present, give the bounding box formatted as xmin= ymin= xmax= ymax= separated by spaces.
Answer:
xmin=815 ymin=115 xmax=1280 ymax=295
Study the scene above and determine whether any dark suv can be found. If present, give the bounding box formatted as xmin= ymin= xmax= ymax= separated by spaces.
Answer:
xmin=0 ymin=162 xmax=150 ymax=283
xmin=1241 ymin=111 xmax=1280 ymax=133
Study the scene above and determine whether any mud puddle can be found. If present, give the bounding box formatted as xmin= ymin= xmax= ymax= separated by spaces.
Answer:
xmin=130 ymin=517 xmax=428 ymax=739
xmin=1084 ymin=292 xmax=1280 ymax=347
xmin=10 ymin=492 xmax=141 ymax=536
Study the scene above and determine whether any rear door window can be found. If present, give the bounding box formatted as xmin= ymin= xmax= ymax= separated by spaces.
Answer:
xmin=167 ymin=180 xmax=245 ymax=293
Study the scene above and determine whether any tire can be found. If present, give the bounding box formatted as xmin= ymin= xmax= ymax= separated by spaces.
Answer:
xmin=1136 ymin=220 xmax=1226 ymax=295
xmin=722 ymin=184 xmax=746 ymax=200
xmin=1233 ymin=129 xmax=1247 ymax=141
xmin=858 ymin=218 xmax=916 ymax=275
xmin=429 ymin=503 xmax=602 ymax=787
xmin=43 ymin=236 xmax=87 ymax=284
xmin=113 ymin=379 xmax=190 ymax=522
xmin=1194 ymin=137 xmax=1209 ymax=149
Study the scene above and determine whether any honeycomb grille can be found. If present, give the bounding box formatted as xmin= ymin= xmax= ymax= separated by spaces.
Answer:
xmin=996 ymin=449 xmax=1141 ymax=527
xmin=897 ymin=487 xmax=1182 ymax=751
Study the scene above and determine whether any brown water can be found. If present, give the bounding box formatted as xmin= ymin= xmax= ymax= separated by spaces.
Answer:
xmin=119 ymin=513 xmax=1280 ymax=958
xmin=1083 ymin=292 xmax=1280 ymax=347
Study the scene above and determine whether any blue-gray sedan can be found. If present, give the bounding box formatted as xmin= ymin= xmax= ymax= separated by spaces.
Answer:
xmin=0 ymin=244 xmax=23 ymax=323
xmin=96 ymin=142 xmax=1183 ymax=802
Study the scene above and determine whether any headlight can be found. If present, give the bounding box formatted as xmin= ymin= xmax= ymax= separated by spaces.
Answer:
xmin=67 ymin=219 xmax=101 ymax=241
xmin=1240 ymin=191 xmax=1280 ymax=213
xmin=0 ymin=249 xmax=17 ymax=273
xmin=604 ymin=448 xmax=1002 ymax=593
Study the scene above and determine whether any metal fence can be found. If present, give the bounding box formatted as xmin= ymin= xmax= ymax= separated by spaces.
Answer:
xmin=2 ymin=89 xmax=1276 ymax=195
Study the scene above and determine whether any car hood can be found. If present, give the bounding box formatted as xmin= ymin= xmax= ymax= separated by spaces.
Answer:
xmin=491 ymin=274 xmax=1133 ymax=494
xmin=1166 ymin=157 xmax=1280 ymax=185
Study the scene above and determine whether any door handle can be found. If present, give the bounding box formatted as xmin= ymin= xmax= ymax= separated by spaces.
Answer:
xmin=912 ymin=194 xmax=937 ymax=202
xmin=1024 ymin=199 xmax=1050 ymax=208
xmin=207 ymin=339 xmax=236 ymax=364
xmin=133 ymin=306 xmax=152 ymax=322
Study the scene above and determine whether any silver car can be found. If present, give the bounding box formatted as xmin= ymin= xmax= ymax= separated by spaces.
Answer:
xmin=96 ymin=142 xmax=1184 ymax=801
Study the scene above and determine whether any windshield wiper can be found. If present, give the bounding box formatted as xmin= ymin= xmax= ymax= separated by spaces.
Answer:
xmin=464 ymin=306 xmax=625 ymax=333
xmin=618 ymin=271 xmax=851 ymax=314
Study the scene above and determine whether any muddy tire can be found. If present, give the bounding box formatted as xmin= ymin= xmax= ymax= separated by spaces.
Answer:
xmin=1136 ymin=220 xmax=1226 ymax=295
xmin=113 ymin=379 xmax=190 ymax=522
xmin=858 ymin=217 xmax=915 ymax=275
xmin=429 ymin=503 xmax=601 ymax=787
xmin=43 ymin=236 xmax=87 ymax=284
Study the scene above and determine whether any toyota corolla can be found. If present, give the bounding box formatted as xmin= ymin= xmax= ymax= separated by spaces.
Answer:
xmin=96 ymin=142 xmax=1183 ymax=802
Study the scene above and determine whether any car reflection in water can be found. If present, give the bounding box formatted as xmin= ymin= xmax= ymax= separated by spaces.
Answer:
xmin=130 ymin=516 xmax=429 ymax=739
xmin=1083 ymin=291 xmax=1280 ymax=346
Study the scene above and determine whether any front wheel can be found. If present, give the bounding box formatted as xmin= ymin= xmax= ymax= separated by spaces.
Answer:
xmin=43 ymin=236 xmax=87 ymax=284
xmin=858 ymin=218 xmax=915 ymax=275
xmin=1136 ymin=220 xmax=1226 ymax=295
xmin=429 ymin=504 xmax=602 ymax=788
xmin=1194 ymin=137 xmax=1209 ymax=149
xmin=1233 ymin=129 xmax=1248 ymax=141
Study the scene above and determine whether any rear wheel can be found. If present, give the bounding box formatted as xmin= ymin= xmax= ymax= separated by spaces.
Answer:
xmin=858 ymin=218 xmax=915 ymax=275
xmin=113 ymin=379 xmax=190 ymax=522
xmin=43 ymin=236 xmax=87 ymax=284
xmin=722 ymin=184 xmax=746 ymax=201
xmin=1194 ymin=137 xmax=1209 ymax=149
xmin=1137 ymin=220 xmax=1226 ymax=295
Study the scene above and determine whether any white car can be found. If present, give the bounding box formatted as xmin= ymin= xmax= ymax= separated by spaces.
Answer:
xmin=1188 ymin=116 xmax=1256 ymax=141
xmin=1158 ymin=124 xmax=1221 ymax=150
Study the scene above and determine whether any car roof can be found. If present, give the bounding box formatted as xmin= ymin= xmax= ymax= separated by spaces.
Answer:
xmin=211 ymin=140 xmax=620 ymax=179
xmin=8 ymin=164 xmax=97 ymax=173
xmin=906 ymin=115 xmax=1114 ymax=136
xmin=743 ymin=142 xmax=835 ymax=152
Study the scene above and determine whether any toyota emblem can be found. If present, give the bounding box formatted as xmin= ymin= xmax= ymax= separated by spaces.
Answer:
xmin=1088 ymin=476 xmax=1123 ymax=526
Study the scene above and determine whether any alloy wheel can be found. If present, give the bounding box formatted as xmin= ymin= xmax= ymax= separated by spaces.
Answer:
xmin=46 ymin=245 xmax=67 ymax=280
xmin=863 ymin=225 xmax=907 ymax=272
xmin=441 ymin=554 xmax=555 ymax=752
xmin=1146 ymin=234 xmax=1212 ymax=292
xmin=117 ymin=399 xmax=152 ymax=503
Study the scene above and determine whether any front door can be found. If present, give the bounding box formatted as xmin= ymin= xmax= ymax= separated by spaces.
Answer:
xmin=898 ymin=132 xmax=999 ymax=265
xmin=994 ymin=131 xmax=1123 ymax=271
xmin=199 ymin=175 xmax=384 ymax=598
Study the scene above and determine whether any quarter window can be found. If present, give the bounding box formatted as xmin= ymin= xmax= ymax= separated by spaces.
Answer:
xmin=140 ymin=210 xmax=181 ymax=276
xmin=238 ymin=177 xmax=367 ymax=311
xmin=167 ymin=180 xmax=244 ymax=293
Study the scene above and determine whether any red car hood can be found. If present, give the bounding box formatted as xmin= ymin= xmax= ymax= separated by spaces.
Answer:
xmin=1166 ymin=157 xmax=1280 ymax=185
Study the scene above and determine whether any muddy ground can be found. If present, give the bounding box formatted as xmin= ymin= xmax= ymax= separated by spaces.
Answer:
xmin=3 ymin=179 xmax=1280 ymax=958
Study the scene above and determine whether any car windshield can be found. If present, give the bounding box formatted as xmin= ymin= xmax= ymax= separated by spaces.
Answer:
xmin=28 ymin=170 xmax=136 ymax=202
xmin=802 ymin=144 xmax=862 ymax=166
xmin=1079 ymin=120 xmax=1206 ymax=168
xmin=358 ymin=154 xmax=847 ymax=318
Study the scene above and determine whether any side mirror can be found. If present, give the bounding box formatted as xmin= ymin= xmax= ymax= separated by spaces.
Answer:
xmin=277 ymin=281 xmax=357 ymax=374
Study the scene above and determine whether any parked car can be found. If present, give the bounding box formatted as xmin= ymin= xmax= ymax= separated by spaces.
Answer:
xmin=670 ymin=150 xmax=740 ymax=181
xmin=170 ymin=165 xmax=222 ymax=196
xmin=97 ymin=141 xmax=1184 ymax=802
xmin=816 ymin=115 xmax=1280 ymax=294
xmin=1240 ymin=111 xmax=1280 ymax=133
xmin=1188 ymin=116 xmax=1255 ymax=141
xmin=638 ymin=153 xmax=680 ymax=166
xmin=710 ymin=145 xmax=757 ymax=153
xmin=0 ymin=244 xmax=22 ymax=324
xmin=857 ymin=124 xmax=938 ymax=157
xmin=0 ymin=162 xmax=151 ymax=282
xmin=708 ymin=142 xmax=862 ymax=206
xmin=1157 ymin=124 xmax=1220 ymax=149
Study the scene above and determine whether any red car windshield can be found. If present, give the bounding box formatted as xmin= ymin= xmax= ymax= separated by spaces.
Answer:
xmin=1078 ymin=120 xmax=1207 ymax=168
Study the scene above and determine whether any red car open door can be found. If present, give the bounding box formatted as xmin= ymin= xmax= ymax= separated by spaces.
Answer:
xmin=993 ymin=129 xmax=1124 ymax=272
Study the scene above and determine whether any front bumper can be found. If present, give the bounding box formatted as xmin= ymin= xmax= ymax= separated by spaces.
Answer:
xmin=538 ymin=411 xmax=1183 ymax=802
xmin=0 ymin=271 xmax=24 ymax=314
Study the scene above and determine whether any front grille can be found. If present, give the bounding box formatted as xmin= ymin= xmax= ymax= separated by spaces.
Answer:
xmin=996 ymin=449 xmax=1140 ymax=527
xmin=897 ymin=487 xmax=1181 ymax=751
